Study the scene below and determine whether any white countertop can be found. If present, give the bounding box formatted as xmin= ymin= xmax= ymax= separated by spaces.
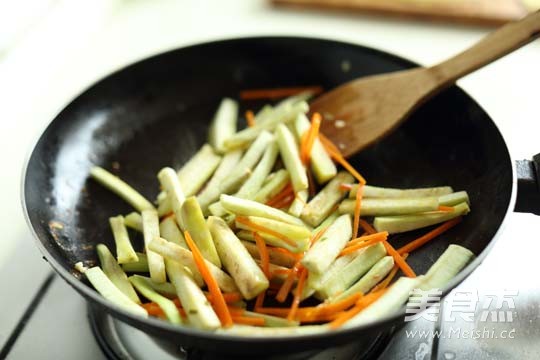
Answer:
xmin=1 ymin=0 xmax=539 ymax=354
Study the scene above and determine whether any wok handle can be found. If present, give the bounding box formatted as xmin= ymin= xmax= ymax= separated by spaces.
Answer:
xmin=515 ymin=153 xmax=540 ymax=215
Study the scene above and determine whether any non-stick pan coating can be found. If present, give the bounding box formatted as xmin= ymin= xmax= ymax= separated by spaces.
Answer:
xmin=23 ymin=37 xmax=513 ymax=354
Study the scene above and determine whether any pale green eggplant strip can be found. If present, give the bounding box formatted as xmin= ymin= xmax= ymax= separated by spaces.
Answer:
xmin=166 ymin=260 xmax=221 ymax=330
xmin=129 ymin=275 xmax=182 ymax=324
xmin=177 ymin=144 xmax=221 ymax=197
xmin=149 ymin=237 xmax=239 ymax=292
xmin=338 ymin=197 xmax=439 ymax=217
xmin=330 ymin=256 xmax=394 ymax=303
xmin=301 ymin=171 xmax=354 ymax=227
xmin=158 ymin=167 xmax=186 ymax=229
xmin=208 ymin=98 xmax=239 ymax=153
xmin=288 ymin=190 xmax=308 ymax=217
xmin=223 ymin=100 xmax=309 ymax=150
xmin=252 ymin=169 xmax=290 ymax=204
xmin=275 ymin=123 xmax=308 ymax=193
xmin=438 ymin=191 xmax=470 ymax=206
xmin=90 ymin=166 xmax=154 ymax=212
xmin=349 ymin=184 xmax=453 ymax=199
xmin=344 ymin=276 xmax=424 ymax=328
xmin=96 ymin=244 xmax=140 ymax=304
xmin=82 ymin=266 xmax=147 ymax=317
xmin=317 ymin=242 xmax=386 ymax=299
xmin=198 ymin=150 xmax=243 ymax=214
xmin=220 ymin=194 xmax=305 ymax=226
xmin=208 ymin=201 xmax=229 ymax=217
xmin=220 ymin=131 xmax=275 ymax=194
xmin=157 ymin=197 xmax=173 ymax=217
xmin=301 ymin=214 xmax=352 ymax=275
xmin=124 ymin=212 xmax=143 ymax=232
xmin=109 ymin=216 xmax=139 ymax=264
xmin=419 ymin=244 xmax=474 ymax=291
xmin=235 ymin=141 xmax=279 ymax=200
xmin=142 ymin=209 xmax=166 ymax=283
xmin=236 ymin=230 xmax=308 ymax=254
xmin=121 ymin=253 xmax=148 ymax=273
xmin=373 ymin=202 xmax=470 ymax=234
xmin=208 ymin=216 xmax=269 ymax=300
xmin=293 ymin=113 xmax=337 ymax=184
xmin=159 ymin=216 xmax=187 ymax=248
xmin=241 ymin=240 xmax=296 ymax=268
xmin=235 ymin=216 xmax=311 ymax=243
xmin=181 ymin=196 xmax=221 ymax=267
xmin=131 ymin=275 xmax=177 ymax=298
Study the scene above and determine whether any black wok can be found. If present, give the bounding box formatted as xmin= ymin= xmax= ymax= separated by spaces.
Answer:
xmin=22 ymin=37 xmax=537 ymax=356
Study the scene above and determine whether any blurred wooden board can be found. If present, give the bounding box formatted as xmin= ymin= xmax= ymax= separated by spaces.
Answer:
xmin=271 ymin=0 xmax=537 ymax=26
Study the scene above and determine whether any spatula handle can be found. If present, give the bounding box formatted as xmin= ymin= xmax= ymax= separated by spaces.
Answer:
xmin=430 ymin=10 xmax=540 ymax=85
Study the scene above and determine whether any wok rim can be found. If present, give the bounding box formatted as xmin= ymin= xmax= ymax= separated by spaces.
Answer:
xmin=20 ymin=35 xmax=517 ymax=348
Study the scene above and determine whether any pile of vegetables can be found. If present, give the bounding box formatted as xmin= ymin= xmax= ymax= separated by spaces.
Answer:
xmin=75 ymin=89 xmax=474 ymax=335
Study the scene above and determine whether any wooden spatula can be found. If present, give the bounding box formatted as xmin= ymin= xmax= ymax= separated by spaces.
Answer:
xmin=312 ymin=10 xmax=540 ymax=157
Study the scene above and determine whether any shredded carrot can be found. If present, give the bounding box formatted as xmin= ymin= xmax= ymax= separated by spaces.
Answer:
xmin=352 ymin=184 xmax=364 ymax=239
xmin=266 ymin=183 xmax=294 ymax=207
xmin=206 ymin=292 xmax=243 ymax=304
xmin=254 ymin=232 xmax=271 ymax=279
xmin=271 ymin=194 xmax=295 ymax=209
xmin=276 ymin=262 xmax=301 ymax=303
xmin=245 ymin=110 xmax=255 ymax=127
xmin=345 ymin=231 xmax=389 ymax=248
xmin=310 ymin=226 xmax=329 ymax=247
xmin=339 ymin=232 xmax=388 ymax=257
xmin=319 ymin=133 xmax=367 ymax=185
xmin=236 ymin=216 xmax=297 ymax=247
xmin=232 ymin=316 xmax=266 ymax=326
xmin=270 ymin=246 xmax=302 ymax=261
xmin=370 ymin=253 xmax=408 ymax=293
xmin=339 ymin=183 xmax=354 ymax=191
xmin=287 ymin=268 xmax=308 ymax=321
xmin=329 ymin=290 xmax=387 ymax=329
xmin=272 ymin=268 xmax=292 ymax=276
xmin=398 ymin=217 xmax=462 ymax=255
xmin=254 ymin=290 xmax=266 ymax=311
xmin=184 ymin=230 xmax=233 ymax=327
xmin=239 ymin=86 xmax=323 ymax=100
xmin=358 ymin=219 xmax=377 ymax=234
xmin=383 ymin=241 xmax=416 ymax=278
xmin=301 ymin=113 xmax=322 ymax=164
xmin=305 ymin=293 xmax=362 ymax=318
xmin=438 ymin=205 xmax=454 ymax=212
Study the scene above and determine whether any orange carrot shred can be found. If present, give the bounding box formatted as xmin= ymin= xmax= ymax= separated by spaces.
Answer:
xmin=245 ymin=110 xmax=256 ymax=127
xmin=339 ymin=183 xmax=354 ymax=191
xmin=206 ymin=292 xmax=243 ymax=304
xmin=352 ymin=184 xmax=364 ymax=239
xmin=345 ymin=231 xmax=389 ymax=248
xmin=438 ymin=205 xmax=454 ymax=212
xmin=358 ymin=219 xmax=376 ymax=234
xmin=232 ymin=316 xmax=266 ymax=326
xmin=266 ymin=183 xmax=294 ymax=207
xmin=271 ymin=194 xmax=295 ymax=209
xmin=383 ymin=241 xmax=416 ymax=278
xmin=276 ymin=262 xmax=301 ymax=303
xmin=301 ymin=113 xmax=322 ymax=164
xmin=254 ymin=290 xmax=266 ymax=311
xmin=239 ymin=86 xmax=323 ymax=100
xmin=398 ymin=217 xmax=462 ymax=255
xmin=184 ymin=230 xmax=233 ymax=327
xmin=254 ymin=232 xmax=271 ymax=279
xmin=339 ymin=234 xmax=387 ymax=257
xmin=287 ymin=268 xmax=308 ymax=321
xmin=236 ymin=216 xmax=297 ymax=247
xmin=329 ymin=290 xmax=387 ymax=329
xmin=272 ymin=268 xmax=293 ymax=276
xmin=319 ymin=134 xmax=367 ymax=185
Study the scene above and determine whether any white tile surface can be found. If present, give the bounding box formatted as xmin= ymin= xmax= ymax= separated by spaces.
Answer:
xmin=0 ymin=0 xmax=539 ymax=355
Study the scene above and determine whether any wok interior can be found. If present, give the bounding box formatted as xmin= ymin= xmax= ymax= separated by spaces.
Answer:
xmin=24 ymin=37 xmax=512 ymax=341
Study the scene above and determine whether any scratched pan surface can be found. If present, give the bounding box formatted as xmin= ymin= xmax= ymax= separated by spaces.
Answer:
xmin=22 ymin=37 xmax=513 ymax=355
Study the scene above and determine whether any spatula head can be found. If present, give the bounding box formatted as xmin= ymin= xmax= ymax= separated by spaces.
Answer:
xmin=311 ymin=67 xmax=436 ymax=157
